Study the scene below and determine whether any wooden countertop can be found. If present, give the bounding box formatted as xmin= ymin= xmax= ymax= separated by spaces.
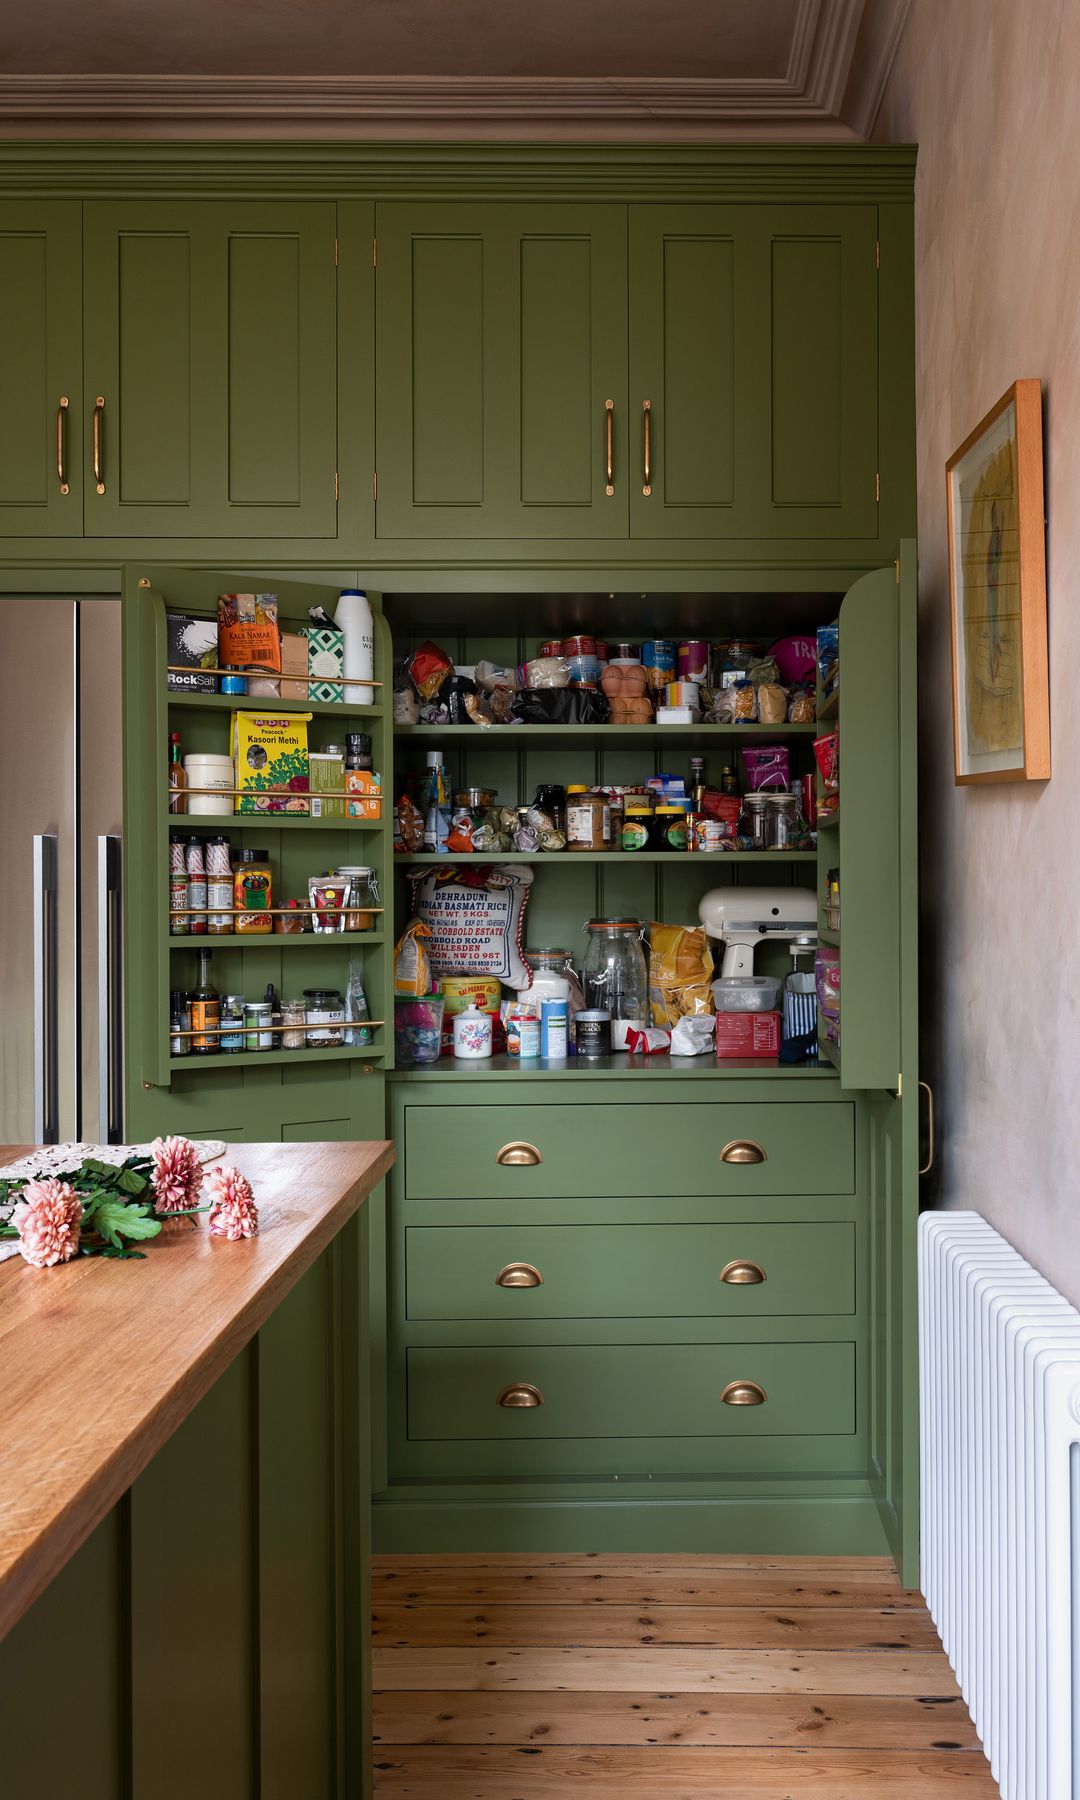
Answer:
xmin=0 ymin=1138 xmax=394 ymax=1642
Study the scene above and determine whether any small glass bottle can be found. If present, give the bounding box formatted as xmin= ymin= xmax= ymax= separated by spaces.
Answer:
xmin=168 ymin=732 xmax=187 ymax=815
xmin=720 ymin=762 xmax=740 ymax=797
xmin=281 ymin=998 xmax=308 ymax=1050
xmin=690 ymin=755 xmax=706 ymax=813
xmin=170 ymin=989 xmax=191 ymax=1057
xmin=190 ymin=948 xmax=220 ymax=1053
xmin=344 ymin=962 xmax=373 ymax=1046
xmin=219 ymin=994 xmax=245 ymax=1052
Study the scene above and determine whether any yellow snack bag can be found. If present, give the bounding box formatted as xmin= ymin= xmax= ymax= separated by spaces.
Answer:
xmin=648 ymin=921 xmax=715 ymax=1025
xmin=394 ymin=919 xmax=433 ymax=996
xmin=230 ymin=710 xmax=311 ymax=814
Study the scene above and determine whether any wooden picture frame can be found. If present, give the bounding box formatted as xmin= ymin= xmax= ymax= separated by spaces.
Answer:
xmin=946 ymin=378 xmax=1049 ymax=783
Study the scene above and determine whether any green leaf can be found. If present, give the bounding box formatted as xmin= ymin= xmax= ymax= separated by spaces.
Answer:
xmin=96 ymin=1244 xmax=147 ymax=1260
xmin=92 ymin=1198 xmax=162 ymax=1245
xmin=116 ymin=1167 xmax=149 ymax=1197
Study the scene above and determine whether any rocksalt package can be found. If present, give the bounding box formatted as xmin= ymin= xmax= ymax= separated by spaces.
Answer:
xmin=166 ymin=611 xmax=218 ymax=692
xmin=408 ymin=864 xmax=533 ymax=988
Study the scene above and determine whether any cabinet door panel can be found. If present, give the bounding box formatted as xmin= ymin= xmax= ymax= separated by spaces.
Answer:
xmin=630 ymin=204 xmax=878 ymax=540
xmin=376 ymin=203 xmax=628 ymax=538
xmin=84 ymin=203 xmax=337 ymax=538
xmin=0 ymin=203 xmax=82 ymax=535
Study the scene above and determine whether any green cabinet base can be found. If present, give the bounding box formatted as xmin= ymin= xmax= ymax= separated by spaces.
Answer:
xmin=372 ymin=1485 xmax=891 ymax=1557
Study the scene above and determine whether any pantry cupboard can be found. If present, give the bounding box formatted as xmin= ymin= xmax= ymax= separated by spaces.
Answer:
xmin=0 ymin=147 xmax=919 ymax=1603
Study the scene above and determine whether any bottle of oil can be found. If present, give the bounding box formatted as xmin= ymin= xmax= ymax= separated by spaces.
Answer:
xmin=190 ymin=948 xmax=221 ymax=1053
xmin=168 ymin=731 xmax=187 ymax=814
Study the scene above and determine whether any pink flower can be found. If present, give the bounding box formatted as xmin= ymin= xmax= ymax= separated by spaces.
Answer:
xmin=150 ymin=1136 xmax=203 ymax=1214
xmin=206 ymin=1165 xmax=259 ymax=1241
xmin=13 ymin=1177 xmax=82 ymax=1267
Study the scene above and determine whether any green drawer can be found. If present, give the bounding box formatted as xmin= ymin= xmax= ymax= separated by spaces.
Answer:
xmin=406 ymin=1221 xmax=854 ymax=1320
xmin=403 ymin=1101 xmax=854 ymax=1199
xmin=406 ymin=1340 xmax=854 ymax=1441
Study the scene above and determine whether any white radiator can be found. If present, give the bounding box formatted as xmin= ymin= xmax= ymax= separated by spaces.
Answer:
xmin=920 ymin=1211 xmax=1080 ymax=1800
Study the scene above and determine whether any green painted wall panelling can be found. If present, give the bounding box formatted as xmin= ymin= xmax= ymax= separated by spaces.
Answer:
xmin=83 ymin=203 xmax=338 ymax=539
xmin=120 ymin=563 xmax=393 ymax=1145
xmin=0 ymin=1220 xmax=372 ymax=1800
xmin=374 ymin=203 xmax=629 ymax=538
xmin=0 ymin=202 xmax=83 ymax=536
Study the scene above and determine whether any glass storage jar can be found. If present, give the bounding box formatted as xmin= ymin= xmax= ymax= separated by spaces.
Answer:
xmin=581 ymin=918 xmax=648 ymax=1051
xmin=281 ymin=998 xmax=307 ymax=1050
xmin=336 ymin=865 xmax=379 ymax=932
xmin=304 ymin=988 xmax=345 ymax=1048
xmin=739 ymin=793 xmax=768 ymax=850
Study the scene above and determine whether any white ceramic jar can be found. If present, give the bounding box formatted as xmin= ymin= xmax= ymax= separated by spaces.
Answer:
xmin=452 ymin=1002 xmax=493 ymax=1059
xmin=183 ymin=753 xmax=235 ymax=815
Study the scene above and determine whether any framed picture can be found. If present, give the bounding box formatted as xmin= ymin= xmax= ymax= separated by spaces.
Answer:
xmin=946 ymin=378 xmax=1049 ymax=783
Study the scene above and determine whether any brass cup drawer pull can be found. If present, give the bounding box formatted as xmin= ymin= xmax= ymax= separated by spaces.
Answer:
xmin=719 ymin=1259 xmax=767 ymax=1286
xmin=496 ymin=1140 xmax=543 ymax=1167
xmin=497 ymin=1382 xmax=544 ymax=1409
xmin=720 ymin=1139 xmax=767 ymax=1165
xmin=721 ymin=1380 xmax=768 ymax=1407
xmin=496 ymin=1262 xmax=544 ymax=1289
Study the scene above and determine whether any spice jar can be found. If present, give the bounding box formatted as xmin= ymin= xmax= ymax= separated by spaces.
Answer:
xmin=274 ymin=899 xmax=307 ymax=935
xmin=220 ymin=994 xmax=245 ymax=1052
xmin=185 ymin=835 xmax=207 ymax=934
xmin=169 ymin=833 xmax=190 ymax=935
xmin=281 ymin=998 xmax=307 ymax=1050
xmin=233 ymin=848 xmax=273 ymax=934
xmin=305 ymin=988 xmax=345 ymax=1048
xmin=244 ymin=1000 xmax=273 ymax=1051
xmin=566 ymin=787 xmax=612 ymax=851
xmin=336 ymin=865 xmax=379 ymax=932
xmin=205 ymin=835 xmax=233 ymax=934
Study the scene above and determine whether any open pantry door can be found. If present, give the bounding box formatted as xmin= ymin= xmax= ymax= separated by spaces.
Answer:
xmin=819 ymin=542 xmax=919 ymax=1583
xmin=120 ymin=565 xmax=393 ymax=1147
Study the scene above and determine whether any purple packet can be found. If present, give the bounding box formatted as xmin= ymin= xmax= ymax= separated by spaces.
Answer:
xmin=741 ymin=743 xmax=791 ymax=791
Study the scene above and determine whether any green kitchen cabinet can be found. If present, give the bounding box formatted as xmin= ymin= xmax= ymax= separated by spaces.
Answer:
xmin=83 ymin=204 xmax=338 ymax=538
xmin=374 ymin=203 xmax=629 ymax=538
xmin=0 ymin=202 xmax=83 ymax=536
xmin=627 ymin=204 xmax=879 ymax=540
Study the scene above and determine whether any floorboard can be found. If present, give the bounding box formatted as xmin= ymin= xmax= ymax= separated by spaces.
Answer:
xmin=372 ymin=1555 xmax=995 ymax=1796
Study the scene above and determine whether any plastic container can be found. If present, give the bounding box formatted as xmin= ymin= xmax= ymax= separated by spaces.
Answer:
xmin=394 ymin=994 xmax=445 ymax=1065
xmin=334 ymin=589 xmax=375 ymax=705
xmin=540 ymin=998 xmax=568 ymax=1060
xmin=183 ymin=753 xmax=234 ymax=816
xmin=711 ymin=975 xmax=783 ymax=1013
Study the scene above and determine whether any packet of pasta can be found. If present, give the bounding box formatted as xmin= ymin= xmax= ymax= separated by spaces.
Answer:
xmin=648 ymin=922 xmax=715 ymax=1025
xmin=394 ymin=919 xmax=433 ymax=996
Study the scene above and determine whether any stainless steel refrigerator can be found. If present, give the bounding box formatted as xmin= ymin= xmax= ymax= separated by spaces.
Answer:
xmin=1 ymin=596 xmax=123 ymax=1144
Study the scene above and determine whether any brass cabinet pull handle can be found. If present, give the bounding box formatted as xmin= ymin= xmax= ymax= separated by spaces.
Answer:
xmin=918 ymin=1079 xmax=936 ymax=1176
xmin=56 ymin=396 xmax=69 ymax=494
xmin=496 ymin=1262 xmax=544 ymax=1289
xmin=497 ymin=1382 xmax=544 ymax=1408
xmin=721 ymin=1380 xmax=768 ymax=1407
xmin=720 ymin=1260 xmax=767 ymax=1286
xmin=720 ymin=1139 xmax=767 ymax=1165
xmin=642 ymin=398 xmax=652 ymax=496
xmin=92 ymin=396 xmax=106 ymax=494
xmin=496 ymin=1141 xmax=543 ymax=1167
xmin=604 ymin=398 xmax=615 ymax=495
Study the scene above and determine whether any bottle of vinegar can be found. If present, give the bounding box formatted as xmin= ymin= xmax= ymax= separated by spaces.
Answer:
xmin=190 ymin=948 xmax=221 ymax=1054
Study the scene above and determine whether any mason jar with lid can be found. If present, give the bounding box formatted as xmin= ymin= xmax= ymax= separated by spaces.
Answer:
xmin=581 ymin=919 xmax=648 ymax=1051
xmin=519 ymin=948 xmax=573 ymax=1012
xmin=281 ymin=997 xmax=308 ymax=1050
xmin=243 ymin=1000 xmax=273 ymax=1051
xmin=764 ymin=791 xmax=799 ymax=850
xmin=566 ymin=786 xmax=612 ymax=851
xmin=335 ymin=865 xmax=379 ymax=932
xmin=739 ymin=792 xmax=769 ymax=850
xmin=304 ymin=988 xmax=345 ymax=1047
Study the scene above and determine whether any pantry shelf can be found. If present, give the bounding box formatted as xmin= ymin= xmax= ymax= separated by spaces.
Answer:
xmin=168 ymin=932 xmax=385 ymax=947
xmin=396 ymin=850 xmax=818 ymax=866
xmin=817 ymin=689 xmax=840 ymax=721
xmin=390 ymin=1054 xmax=839 ymax=1080
xmin=165 ymin=811 xmax=382 ymax=831
xmin=168 ymin=1043 xmax=385 ymax=1073
xmin=819 ymin=927 xmax=841 ymax=948
xmin=393 ymin=723 xmax=819 ymax=746
xmin=168 ymin=692 xmax=383 ymax=720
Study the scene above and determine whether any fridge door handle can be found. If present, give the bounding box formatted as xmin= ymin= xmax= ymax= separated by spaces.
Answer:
xmin=98 ymin=834 xmax=124 ymax=1144
xmin=33 ymin=834 xmax=59 ymax=1145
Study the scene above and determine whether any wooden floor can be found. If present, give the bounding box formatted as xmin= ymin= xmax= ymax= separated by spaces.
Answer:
xmin=372 ymin=1554 xmax=997 ymax=1797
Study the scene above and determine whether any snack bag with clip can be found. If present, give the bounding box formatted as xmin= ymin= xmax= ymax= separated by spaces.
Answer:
xmin=394 ymin=918 xmax=433 ymax=996
xmin=647 ymin=922 xmax=715 ymax=1026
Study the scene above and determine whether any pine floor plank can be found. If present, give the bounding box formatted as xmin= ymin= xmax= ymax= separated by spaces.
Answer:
xmin=374 ymin=1689 xmax=981 ymax=1751
xmin=374 ymin=1602 xmax=937 ymax=1651
xmin=374 ymin=1645 xmax=961 ymax=1696
xmin=373 ymin=1565 xmax=922 ymax=1610
xmin=372 ymin=1744 xmax=1000 ymax=1796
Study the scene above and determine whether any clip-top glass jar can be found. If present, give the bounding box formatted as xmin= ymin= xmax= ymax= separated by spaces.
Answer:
xmin=336 ymin=865 xmax=379 ymax=932
xmin=581 ymin=919 xmax=648 ymax=1052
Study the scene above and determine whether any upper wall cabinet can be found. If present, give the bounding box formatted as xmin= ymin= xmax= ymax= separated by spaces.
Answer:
xmin=628 ymin=205 xmax=879 ymax=540
xmin=0 ymin=204 xmax=83 ymax=537
xmin=375 ymin=204 xmax=629 ymax=539
xmin=82 ymin=203 xmax=338 ymax=539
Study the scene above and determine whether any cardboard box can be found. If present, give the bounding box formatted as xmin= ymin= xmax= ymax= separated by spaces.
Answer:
xmin=714 ymin=1011 xmax=781 ymax=1059
xmin=345 ymin=768 xmax=383 ymax=820
xmin=279 ymin=631 xmax=309 ymax=700
xmin=166 ymin=611 xmax=218 ymax=692
xmin=305 ymin=624 xmax=344 ymax=703
xmin=230 ymin=710 xmax=311 ymax=814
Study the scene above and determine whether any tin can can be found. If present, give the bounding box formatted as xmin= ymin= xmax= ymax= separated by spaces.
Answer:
xmin=665 ymin=680 xmax=702 ymax=711
xmin=220 ymin=665 xmax=248 ymax=696
xmin=561 ymin=634 xmax=596 ymax=658
xmin=641 ymin=639 xmax=676 ymax=692
xmin=540 ymin=998 xmax=568 ymax=1060
xmin=576 ymin=1009 xmax=612 ymax=1056
xmin=539 ymin=639 xmax=562 ymax=659
xmin=518 ymin=1013 xmax=541 ymax=1059
xmin=677 ymin=640 xmax=709 ymax=682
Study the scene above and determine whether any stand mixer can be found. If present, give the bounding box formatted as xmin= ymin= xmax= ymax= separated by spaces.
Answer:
xmin=698 ymin=886 xmax=818 ymax=979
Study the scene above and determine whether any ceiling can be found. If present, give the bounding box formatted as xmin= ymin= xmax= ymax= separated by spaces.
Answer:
xmin=0 ymin=0 xmax=911 ymax=138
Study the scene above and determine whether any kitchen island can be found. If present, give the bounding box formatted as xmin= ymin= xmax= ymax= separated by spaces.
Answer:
xmin=0 ymin=1138 xmax=393 ymax=1800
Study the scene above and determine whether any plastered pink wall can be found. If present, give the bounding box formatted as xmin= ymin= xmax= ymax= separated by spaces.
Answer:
xmin=876 ymin=0 xmax=1080 ymax=1298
